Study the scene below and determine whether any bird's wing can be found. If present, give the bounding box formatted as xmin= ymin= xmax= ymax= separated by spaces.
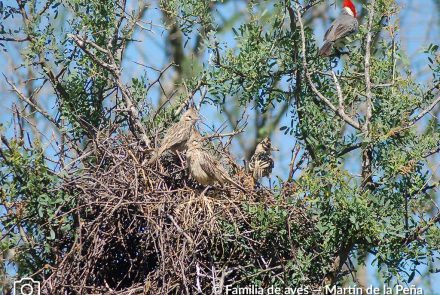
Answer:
xmin=324 ymin=15 xmax=358 ymax=42
xmin=161 ymin=122 xmax=185 ymax=147
xmin=248 ymin=155 xmax=256 ymax=172
xmin=199 ymin=150 xmax=245 ymax=191
xmin=251 ymin=153 xmax=274 ymax=179
xmin=323 ymin=23 xmax=335 ymax=41
xmin=199 ymin=153 xmax=222 ymax=181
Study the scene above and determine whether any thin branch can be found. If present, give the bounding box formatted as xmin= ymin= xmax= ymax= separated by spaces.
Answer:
xmin=288 ymin=143 xmax=301 ymax=181
xmin=376 ymin=93 xmax=440 ymax=142
xmin=197 ymin=86 xmax=209 ymax=110
xmin=361 ymin=0 xmax=376 ymax=190
xmin=337 ymin=143 xmax=362 ymax=158
xmin=403 ymin=211 xmax=440 ymax=246
xmin=146 ymin=63 xmax=175 ymax=93
xmin=411 ymin=95 xmax=440 ymax=125
xmin=166 ymin=214 xmax=194 ymax=245
xmin=363 ymin=0 xmax=375 ymax=134
xmin=68 ymin=34 xmax=118 ymax=73
xmin=3 ymin=75 xmax=60 ymax=129
xmin=203 ymin=128 xmax=246 ymax=140
xmin=331 ymin=71 xmax=344 ymax=110
xmin=0 ymin=36 xmax=29 ymax=42
xmin=68 ymin=34 xmax=151 ymax=147
xmin=174 ymin=79 xmax=205 ymax=116
xmin=424 ymin=144 xmax=440 ymax=158
xmin=295 ymin=5 xmax=361 ymax=130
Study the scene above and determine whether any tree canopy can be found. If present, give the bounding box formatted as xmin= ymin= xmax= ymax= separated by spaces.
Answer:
xmin=0 ymin=0 xmax=439 ymax=294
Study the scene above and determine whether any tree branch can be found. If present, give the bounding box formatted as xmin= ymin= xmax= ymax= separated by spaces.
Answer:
xmin=331 ymin=71 xmax=344 ymax=110
xmin=402 ymin=211 xmax=440 ymax=246
xmin=68 ymin=34 xmax=151 ymax=147
xmin=411 ymin=95 xmax=440 ymax=125
xmin=3 ymin=75 xmax=60 ymax=129
xmin=294 ymin=5 xmax=361 ymax=130
xmin=361 ymin=0 xmax=375 ymax=190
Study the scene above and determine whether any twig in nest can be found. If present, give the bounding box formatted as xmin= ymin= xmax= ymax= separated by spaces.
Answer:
xmin=166 ymin=214 xmax=194 ymax=245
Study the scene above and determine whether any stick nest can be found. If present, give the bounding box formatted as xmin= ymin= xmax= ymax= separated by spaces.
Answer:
xmin=43 ymin=133 xmax=321 ymax=294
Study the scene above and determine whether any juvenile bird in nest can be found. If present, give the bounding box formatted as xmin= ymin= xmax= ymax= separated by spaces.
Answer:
xmin=147 ymin=108 xmax=199 ymax=165
xmin=249 ymin=137 xmax=278 ymax=183
xmin=186 ymin=130 xmax=246 ymax=192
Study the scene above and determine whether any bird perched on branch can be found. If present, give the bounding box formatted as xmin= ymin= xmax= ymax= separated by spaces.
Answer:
xmin=147 ymin=108 xmax=199 ymax=165
xmin=249 ymin=137 xmax=278 ymax=183
xmin=319 ymin=0 xmax=358 ymax=57
xmin=186 ymin=130 xmax=246 ymax=192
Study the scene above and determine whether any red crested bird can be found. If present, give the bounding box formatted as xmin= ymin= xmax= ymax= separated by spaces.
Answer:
xmin=319 ymin=0 xmax=359 ymax=57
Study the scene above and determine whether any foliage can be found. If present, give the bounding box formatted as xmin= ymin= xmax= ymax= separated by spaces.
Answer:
xmin=0 ymin=0 xmax=439 ymax=293
xmin=0 ymin=137 xmax=75 ymax=280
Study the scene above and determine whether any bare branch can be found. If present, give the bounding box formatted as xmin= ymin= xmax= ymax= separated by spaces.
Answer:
xmin=361 ymin=0 xmax=376 ymax=190
xmin=0 ymin=36 xmax=29 ymax=42
xmin=294 ymin=5 xmax=361 ymax=130
xmin=403 ymin=211 xmax=440 ymax=246
xmin=376 ymin=93 xmax=440 ymax=143
xmin=68 ymin=34 xmax=151 ymax=147
xmin=424 ymin=143 xmax=440 ymax=158
xmin=411 ymin=95 xmax=440 ymax=125
xmin=197 ymin=86 xmax=209 ymax=110
xmin=363 ymin=1 xmax=375 ymax=134
xmin=174 ymin=79 xmax=205 ymax=116
xmin=68 ymin=34 xmax=118 ymax=73
xmin=203 ymin=128 xmax=246 ymax=140
xmin=288 ymin=143 xmax=301 ymax=181
xmin=3 ymin=75 xmax=60 ymax=129
xmin=331 ymin=71 xmax=344 ymax=110
xmin=167 ymin=214 xmax=194 ymax=245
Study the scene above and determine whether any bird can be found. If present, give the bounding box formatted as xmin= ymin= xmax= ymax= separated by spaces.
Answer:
xmin=147 ymin=108 xmax=199 ymax=165
xmin=249 ymin=137 xmax=278 ymax=182
xmin=319 ymin=0 xmax=358 ymax=57
xmin=186 ymin=130 xmax=246 ymax=192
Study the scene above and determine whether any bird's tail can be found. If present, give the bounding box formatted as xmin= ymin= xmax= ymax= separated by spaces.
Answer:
xmin=319 ymin=42 xmax=334 ymax=57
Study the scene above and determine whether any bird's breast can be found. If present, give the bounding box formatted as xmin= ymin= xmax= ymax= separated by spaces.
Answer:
xmin=188 ymin=155 xmax=213 ymax=185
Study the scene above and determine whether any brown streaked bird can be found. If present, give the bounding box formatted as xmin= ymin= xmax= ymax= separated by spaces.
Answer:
xmin=147 ymin=108 xmax=199 ymax=165
xmin=186 ymin=130 xmax=246 ymax=192
xmin=249 ymin=137 xmax=278 ymax=181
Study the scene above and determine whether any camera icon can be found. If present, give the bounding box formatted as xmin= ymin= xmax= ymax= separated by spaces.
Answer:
xmin=13 ymin=278 xmax=40 ymax=295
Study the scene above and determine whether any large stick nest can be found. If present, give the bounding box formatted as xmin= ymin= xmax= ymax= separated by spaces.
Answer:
xmin=43 ymin=133 xmax=322 ymax=294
